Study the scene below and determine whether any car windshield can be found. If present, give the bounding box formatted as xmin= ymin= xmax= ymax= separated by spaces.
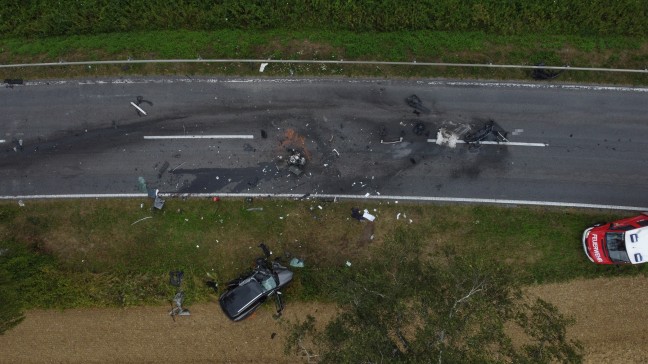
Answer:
xmin=606 ymin=232 xmax=630 ymax=263
xmin=260 ymin=275 xmax=277 ymax=292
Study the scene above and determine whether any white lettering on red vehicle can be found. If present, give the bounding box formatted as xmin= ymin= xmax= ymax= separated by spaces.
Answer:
xmin=591 ymin=234 xmax=604 ymax=262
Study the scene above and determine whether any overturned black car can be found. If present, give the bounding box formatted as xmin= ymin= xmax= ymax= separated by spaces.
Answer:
xmin=219 ymin=243 xmax=293 ymax=321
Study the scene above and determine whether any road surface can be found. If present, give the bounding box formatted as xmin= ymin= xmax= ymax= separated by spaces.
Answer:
xmin=1 ymin=77 xmax=647 ymax=208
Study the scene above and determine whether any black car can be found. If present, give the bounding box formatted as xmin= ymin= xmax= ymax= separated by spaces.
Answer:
xmin=219 ymin=244 xmax=293 ymax=321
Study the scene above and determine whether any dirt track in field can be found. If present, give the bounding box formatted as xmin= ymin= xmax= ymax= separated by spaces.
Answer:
xmin=2 ymin=276 xmax=647 ymax=363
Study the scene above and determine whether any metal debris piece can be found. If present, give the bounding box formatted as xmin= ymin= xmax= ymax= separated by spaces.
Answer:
xmin=351 ymin=208 xmax=364 ymax=221
xmin=362 ymin=209 xmax=376 ymax=221
xmin=131 ymin=216 xmax=152 ymax=225
xmin=130 ymin=102 xmax=147 ymax=116
xmin=287 ymin=149 xmax=306 ymax=176
xmin=169 ymin=271 xmax=184 ymax=287
xmin=154 ymin=196 xmax=165 ymax=210
xmin=463 ymin=119 xmax=508 ymax=144
xmin=169 ymin=291 xmax=191 ymax=319
xmin=405 ymin=94 xmax=430 ymax=114
xmin=289 ymin=258 xmax=305 ymax=268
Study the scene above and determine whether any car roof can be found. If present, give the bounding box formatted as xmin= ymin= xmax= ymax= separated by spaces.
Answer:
xmin=220 ymin=280 xmax=264 ymax=318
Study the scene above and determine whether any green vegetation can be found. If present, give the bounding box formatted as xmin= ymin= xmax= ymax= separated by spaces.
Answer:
xmin=2 ymin=29 xmax=648 ymax=85
xmin=285 ymin=231 xmax=583 ymax=362
xmin=1 ymin=3 xmax=648 ymax=84
xmin=1 ymin=1 xmax=646 ymax=37
xmin=0 ymin=198 xmax=644 ymax=314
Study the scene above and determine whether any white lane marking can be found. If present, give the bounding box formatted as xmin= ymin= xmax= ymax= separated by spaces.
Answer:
xmin=19 ymin=78 xmax=648 ymax=93
xmin=0 ymin=193 xmax=645 ymax=211
xmin=0 ymin=140 xmax=5 ymax=143
xmin=427 ymin=139 xmax=548 ymax=147
xmin=130 ymin=102 xmax=147 ymax=115
xmin=143 ymin=135 xmax=254 ymax=140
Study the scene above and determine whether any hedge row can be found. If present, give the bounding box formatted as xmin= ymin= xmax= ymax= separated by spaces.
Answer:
xmin=1 ymin=0 xmax=647 ymax=37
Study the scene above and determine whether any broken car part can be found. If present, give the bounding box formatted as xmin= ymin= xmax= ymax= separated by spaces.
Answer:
xmin=405 ymin=94 xmax=431 ymax=114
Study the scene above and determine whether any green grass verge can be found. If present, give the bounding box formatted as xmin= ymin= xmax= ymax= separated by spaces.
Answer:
xmin=0 ymin=198 xmax=645 ymax=310
xmin=1 ymin=30 xmax=648 ymax=84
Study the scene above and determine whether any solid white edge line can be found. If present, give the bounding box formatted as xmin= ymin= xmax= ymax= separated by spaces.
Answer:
xmin=0 ymin=193 xmax=645 ymax=211
xmin=427 ymin=139 xmax=548 ymax=147
xmin=16 ymin=78 xmax=648 ymax=93
xmin=144 ymin=135 xmax=254 ymax=139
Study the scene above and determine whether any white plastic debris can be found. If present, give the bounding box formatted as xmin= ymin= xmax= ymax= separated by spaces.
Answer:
xmin=363 ymin=209 xmax=376 ymax=221
xmin=396 ymin=212 xmax=401 ymax=220
xmin=365 ymin=193 xmax=370 ymax=197
xmin=318 ymin=205 xmax=323 ymax=210
xmin=18 ymin=200 xmax=25 ymax=207
xmin=345 ymin=261 xmax=352 ymax=267
xmin=259 ymin=63 xmax=269 ymax=72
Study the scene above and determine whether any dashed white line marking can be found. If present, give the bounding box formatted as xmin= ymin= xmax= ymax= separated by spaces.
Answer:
xmin=143 ymin=135 xmax=254 ymax=140
xmin=0 ymin=193 xmax=645 ymax=211
xmin=427 ymin=139 xmax=548 ymax=147
xmin=0 ymin=140 xmax=5 ymax=143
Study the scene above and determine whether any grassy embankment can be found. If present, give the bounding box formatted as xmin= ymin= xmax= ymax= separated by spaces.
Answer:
xmin=1 ymin=0 xmax=647 ymax=83
xmin=1 ymin=199 xmax=645 ymax=310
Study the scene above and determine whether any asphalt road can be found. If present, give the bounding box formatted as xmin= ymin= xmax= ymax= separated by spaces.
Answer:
xmin=1 ymin=77 xmax=647 ymax=208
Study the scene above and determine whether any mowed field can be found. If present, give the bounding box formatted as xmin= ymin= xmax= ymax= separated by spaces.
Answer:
xmin=2 ymin=276 xmax=648 ymax=363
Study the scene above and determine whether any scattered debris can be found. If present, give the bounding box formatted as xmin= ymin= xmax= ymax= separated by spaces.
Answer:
xmin=362 ymin=209 xmax=376 ymax=221
xmin=136 ymin=96 xmax=153 ymax=106
xmin=168 ymin=271 xmax=190 ymax=320
xmin=18 ymin=200 xmax=24 ymax=207
xmin=289 ymin=258 xmax=305 ymax=268
xmin=532 ymin=62 xmax=565 ymax=80
xmin=405 ymin=94 xmax=430 ymax=114
xmin=260 ymin=63 xmax=269 ymax=72
xmin=4 ymin=79 xmax=23 ymax=88
xmin=169 ymin=271 xmax=184 ymax=287
xmin=247 ymin=207 xmax=264 ymax=211
xmin=130 ymin=102 xmax=147 ymax=116
xmin=345 ymin=261 xmax=352 ymax=267
xmin=261 ymin=130 xmax=268 ymax=138
xmin=463 ymin=119 xmax=508 ymax=144
xmin=351 ymin=207 xmax=365 ymax=221
xmin=287 ymin=148 xmax=307 ymax=176
xmin=131 ymin=216 xmax=152 ymax=225
xmin=213 ymin=196 xmax=220 ymax=202
xmin=332 ymin=149 xmax=340 ymax=156
xmin=169 ymin=291 xmax=190 ymax=320
xmin=435 ymin=128 xmax=460 ymax=148
xmin=206 ymin=280 xmax=219 ymax=293
xmin=379 ymin=125 xmax=405 ymax=144
xmin=154 ymin=195 xmax=165 ymax=210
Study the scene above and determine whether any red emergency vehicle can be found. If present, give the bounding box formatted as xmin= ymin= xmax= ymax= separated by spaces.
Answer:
xmin=582 ymin=213 xmax=648 ymax=265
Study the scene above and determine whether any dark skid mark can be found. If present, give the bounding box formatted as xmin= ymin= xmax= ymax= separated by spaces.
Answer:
xmin=0 ymin=114 xmax=189 ymax=169
xmin=173 ymin=163 xmax=275 ymax=193
xmin=450 ymin=146 xmax=510 ymax=180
